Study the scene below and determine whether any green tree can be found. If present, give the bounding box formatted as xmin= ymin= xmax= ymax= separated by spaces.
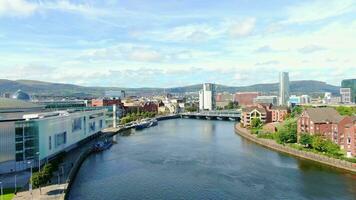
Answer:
xmin=299 ymin=133 xmax=313 ymax=148
xmin=312 ymin=136 xmax=326 ymax=152
xmin=336 ymin=106 xmax=355 ymax=116
xmin=276 ymin=118 xmax=297 ymax=144
xmin=290 ymin=106 xmax=303 ymax=118
xmin=251 ymin=118 xmax=263 ymax=129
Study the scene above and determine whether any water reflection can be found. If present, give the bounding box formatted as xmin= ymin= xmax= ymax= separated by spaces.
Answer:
xmin=69 ymin=119 xmax=356 ymax=200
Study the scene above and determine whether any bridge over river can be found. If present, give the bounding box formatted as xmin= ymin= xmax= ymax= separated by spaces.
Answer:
xmin=181 ymin=110 xmax=241 ymax=121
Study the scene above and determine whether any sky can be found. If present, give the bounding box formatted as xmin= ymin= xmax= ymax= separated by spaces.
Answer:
xmin=0 ymin=0 xmax=355 ymax=88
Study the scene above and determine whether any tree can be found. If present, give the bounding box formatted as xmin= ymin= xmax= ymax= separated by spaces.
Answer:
xmin=290 ymin=106 xmax=303 ymax=118
xmin=299 ymin=133 xmax=313 ymax=148
xmin=276 ymin=118 xmax=297 ymax=144
xmin=336 ymin=106 xmax=355 ymax=116
xmin=251 ymin=118 xmax=263 ymax=129
xmin=312 ymin=136 xmax=326 ymax=152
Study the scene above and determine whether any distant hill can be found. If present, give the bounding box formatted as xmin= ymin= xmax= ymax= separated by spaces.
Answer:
xmin=0 ymin=79 xmax=339 ymax=98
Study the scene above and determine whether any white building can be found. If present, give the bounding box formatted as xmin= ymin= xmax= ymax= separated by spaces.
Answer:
xmin=279 ymin=72 xmax=290 ymax=106
xmin=300 ymin=95 xmax=311 ymax=104
xmin=199 ymin=83 xmax=215 ymax=111
xmin=104 ymin=90 xmax=126 ymax=99
xmin=253 ymin=96 xmax=278 ymax=105
xmin=0 ymin=109 xmax=107 ymax=174
xmin=323 ymin=92 xmax=332 ymax=104
xmin=340 ymin=88 xmax=351 ymax=104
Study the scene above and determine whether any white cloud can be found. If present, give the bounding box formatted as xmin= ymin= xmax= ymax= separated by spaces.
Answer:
xmin=298 ymin=45 xmax=326 ymax=54
xmin=229 ymin=18 xmax=256 ymax=37
xmin=128 ymin=49 xmax=162 ymax=62
xmin=284 ymin=0 xmax=355 ymax=24
xmin=0 ymin=0 xmax=108 ymax=18
xmin=0 ymin=0 xmax=37 ymax=17
xmin=42 ymin=0 xmax=108 ymax=17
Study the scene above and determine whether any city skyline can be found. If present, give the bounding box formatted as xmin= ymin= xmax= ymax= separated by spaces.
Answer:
xmin=0 ymin=0 xmax=355 ymax=87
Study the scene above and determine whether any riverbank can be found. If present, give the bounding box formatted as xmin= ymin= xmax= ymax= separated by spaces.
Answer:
xmin=234 ymin=124 xmax=356 ymax=174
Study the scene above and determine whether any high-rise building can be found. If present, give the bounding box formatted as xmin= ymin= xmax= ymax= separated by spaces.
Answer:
xmin=341 ymin=79 xmax=356 ymax=103
xmin=199 ymin=83 xmax=215 ymax=111
xmin=340 ymin=88 xmax=351 ymax=104
xmin=279 ymin=72 xmax=290 ymax=106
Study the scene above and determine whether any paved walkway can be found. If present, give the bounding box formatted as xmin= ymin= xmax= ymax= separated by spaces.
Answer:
xmin=12 ymin=135 xmax=103 ymax=200
xmin=13 ymin=184 xmax=66 ymax=200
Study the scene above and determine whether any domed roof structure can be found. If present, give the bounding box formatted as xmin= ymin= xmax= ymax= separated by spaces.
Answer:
xmin=12 ymin=90 xmax=31 ymax=101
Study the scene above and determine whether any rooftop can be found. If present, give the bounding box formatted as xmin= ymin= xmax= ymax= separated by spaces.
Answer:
xmin=304 ymin=107 xmax=343 ymax=123
xmin=0 ymin=98 xmax=44 ymax=111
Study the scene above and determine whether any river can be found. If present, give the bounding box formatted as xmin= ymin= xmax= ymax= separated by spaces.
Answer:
xmin=68 ymin=119 xmax=356 ymax=200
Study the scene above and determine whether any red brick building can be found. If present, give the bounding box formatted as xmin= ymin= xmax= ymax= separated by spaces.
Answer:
xmin=297 ymin=108 xmax=343 ymax=143
xmin=234 ymin=92 xmax=259 ymax=106
xmin=297 ymin=108 xmax=356 ymax=157
xmin=141 ymin=102 xmax=158 ymax=113
xmin=91 ymin=99 xmax=124 ymax=107
xmin=269 ymin=106 xmax=289 ymax=122
xmin=343 ymin=117 xmax=356 ymax=157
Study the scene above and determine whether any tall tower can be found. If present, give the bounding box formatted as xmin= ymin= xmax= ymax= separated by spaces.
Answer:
xmin=279 ymin=72 xmax=290 ymax=106
xmin=199 ymin=83 xmax=216 ymax=111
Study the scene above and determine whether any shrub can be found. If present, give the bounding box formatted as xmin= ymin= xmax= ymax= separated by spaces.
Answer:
xmin=276 ymin=118 xmax=297 ymax=144
xmin=251 ymin=118 xmax=263 ymax=129
xmin=299 ymin=134 xmax=313 ymax=148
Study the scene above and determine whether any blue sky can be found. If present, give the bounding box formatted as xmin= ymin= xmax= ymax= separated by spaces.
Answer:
xmin=0 ymin=0 xmax=355 ymax=87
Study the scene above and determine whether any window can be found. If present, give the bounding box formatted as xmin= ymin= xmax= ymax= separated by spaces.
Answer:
xmin=55 ymin=132 xmax=67 ymax=147
xmin=49 ymin=136 xmax=52 ymax=150
xmin=347 ymin=137 xmax=351 ymax=144
xmin=72 ymin=117 xmax=82 ymax=132
xmin=99 ymin=120 xmax=103 ymax=129
xmin=89 ymin=122 xmax=96 ymax=132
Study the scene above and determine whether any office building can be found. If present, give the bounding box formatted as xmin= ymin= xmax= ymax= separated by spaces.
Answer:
xmin=341 ymin=79 xmax=356 ymax=103
xmin=253 ymin=96 xmax=278 ymax=105
xmin=233 ymin=92 xmax=259 ymax=106
xmin=279 ymin=72 xmax=290 ymax=106
xmin=300 ymin=95 xmax=311 ymax=104
xmin=0 ymin=98 xmax=107 ymax=174
xmin=104 ymin=90 xmax=126 ymax=99
xmin=199 ymin=83 xmax=216 ymax=111
xmin=340 ymin=88 xmax=352 ymax=104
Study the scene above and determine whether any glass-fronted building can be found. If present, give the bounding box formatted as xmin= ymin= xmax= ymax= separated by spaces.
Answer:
xmin=0 ymin=109 xmax=106 ymax=174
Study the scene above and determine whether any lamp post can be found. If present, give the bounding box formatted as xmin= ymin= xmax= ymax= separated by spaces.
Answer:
xmin=27 ymin=161 xmax=33 ymax=199
xmin=0 ymin=181 xmax=3 ymax=200
xmin=14 ymin=175 xmax=17 ymax=194
xmin=36 ymin=152 xmax=40 ymax=172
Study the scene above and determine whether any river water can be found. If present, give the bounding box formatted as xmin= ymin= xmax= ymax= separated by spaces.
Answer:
xmin=68 ymin=119 xmax=356 ymax=200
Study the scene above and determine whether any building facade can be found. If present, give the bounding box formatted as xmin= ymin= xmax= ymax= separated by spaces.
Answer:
xmin=241 ymin=107 xmax=267 ymax=127
xmin=199 ymin=83 xmax=216 ymax=111
xmin=297 ymin=108 xmax=356 ymax=157
xmin=0 ymin=109 xmax=107 ymax=174
xmin=279 ymin=72 xmax=290 ymax=106
xmin=253 ymin=96 xmax=278 ymax=105
xmin=341 ymin=79 xmax=356 ymax=103
xmin=340 ymin=88 xmax=351 ymax=104
xmin=233 ymin=92 xmax=259 ymax=106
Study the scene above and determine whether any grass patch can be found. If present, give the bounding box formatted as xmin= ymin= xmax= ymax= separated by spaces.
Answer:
xmin=0 ymin=188 xmax=20 ymax=200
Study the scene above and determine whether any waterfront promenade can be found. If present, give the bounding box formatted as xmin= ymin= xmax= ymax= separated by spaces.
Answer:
xmin=234 ymin=124 xmax=356 ymax=173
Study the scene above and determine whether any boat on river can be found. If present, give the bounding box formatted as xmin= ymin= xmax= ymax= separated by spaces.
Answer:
xmin=93 ymin=140 xmax=113 ymax=152
xmin=135 ymin=119 xmax=158 ymax=130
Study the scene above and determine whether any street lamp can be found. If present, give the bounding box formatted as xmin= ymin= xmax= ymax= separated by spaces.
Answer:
xmin=14 ymin=175 xmax=17 ymax=194
xmin=0 ymin=181 xmax=3 ymax=200
xmin=27 ymin=161 xmax=33 ymax=199
xmin=36 ymin=152 xmax=40 ymax=172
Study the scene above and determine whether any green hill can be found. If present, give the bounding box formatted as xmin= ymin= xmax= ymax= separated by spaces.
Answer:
xmin=0 ymin=79 xmax=339 ymax=98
